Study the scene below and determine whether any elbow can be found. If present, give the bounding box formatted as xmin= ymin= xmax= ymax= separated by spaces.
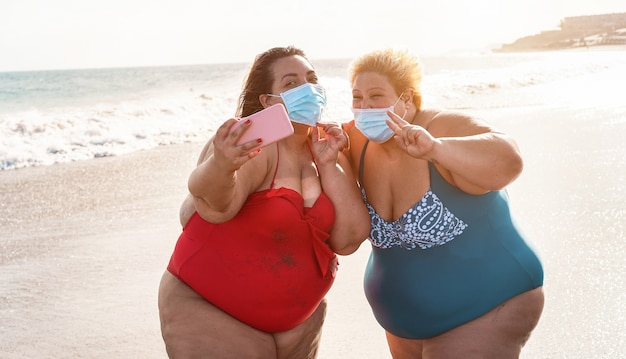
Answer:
xmin=511 ymin=153 xmax=524 ymax=178
xmin=191 ymin=195 xmax=235 ymax=224
xmin=492 ymin=152 xmax=524 ymax=190
xmin=188 ymin=175 xmax=231 ymax=214
xmin=505 ymin=136 xmax=524 ymax=179
xmin=187 ymin=170 xmax=209 ymax=201
xmin=332 ymin=242 xmax=363 ymax=256
xmin=334 ymin=247 xmax=359 ymax=256
xmin=329 ymin=224 xmax=370 ymax=256
xmin=506 ymin=151 xmax=524 ymax=183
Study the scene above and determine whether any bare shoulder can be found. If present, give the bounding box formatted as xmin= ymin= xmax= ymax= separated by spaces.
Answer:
xmin=427 ymin=108 xmax=496 ymax=137
xmin=345 ymin=125 xmax=368 ymax=162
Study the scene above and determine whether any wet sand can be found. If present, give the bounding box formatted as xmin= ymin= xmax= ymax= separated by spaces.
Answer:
xmin=1 ymin=91 xmax=625 ymax=357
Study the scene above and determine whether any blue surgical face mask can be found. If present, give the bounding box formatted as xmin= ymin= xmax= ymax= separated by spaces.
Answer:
xmin=353 ymin=95 xmax=405 ymax=143
xmin=268 ymin=83 xmax=327 ymax=126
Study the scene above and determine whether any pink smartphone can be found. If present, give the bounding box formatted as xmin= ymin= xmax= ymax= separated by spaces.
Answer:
xmin=230 ymin=104 xmax=294 ymax=147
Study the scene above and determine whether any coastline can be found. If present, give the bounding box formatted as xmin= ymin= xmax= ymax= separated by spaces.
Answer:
xmin=495 ymin=43 xmax=626 ymax=54
xmin=495 ymin=12 xmax=626 ymax=53
xmin=553 ymin=44 xmax=626 ymax=52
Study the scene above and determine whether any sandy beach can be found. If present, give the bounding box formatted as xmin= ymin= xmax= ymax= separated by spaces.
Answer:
xmin=2 ymin=74 xmax=626 ymax=358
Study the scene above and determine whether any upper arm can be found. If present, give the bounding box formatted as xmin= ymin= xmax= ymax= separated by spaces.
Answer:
xmin=428 ymin=111 xmax=522 ymax=194
xmin=196 ymin=137 xmax=215 ymax=165
xmin=192 ymin=151 xmax=270 ymax=223
xmin=429 ymin=110 xmax=493 ymax=137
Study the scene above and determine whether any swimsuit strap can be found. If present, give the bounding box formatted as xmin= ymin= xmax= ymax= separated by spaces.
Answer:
xmin=358 ymin=140 xmax=370 ymax=185
xmin=269 ymin=142 xmax=280 ymax=189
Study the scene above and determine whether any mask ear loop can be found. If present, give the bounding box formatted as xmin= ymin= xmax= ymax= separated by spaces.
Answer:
xmin=392 ymin=91 xmax=408 ymax=121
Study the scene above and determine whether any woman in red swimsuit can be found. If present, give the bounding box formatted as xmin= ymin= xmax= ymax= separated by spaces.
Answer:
xmin=158 ymin=46 xmax=370 ymax=358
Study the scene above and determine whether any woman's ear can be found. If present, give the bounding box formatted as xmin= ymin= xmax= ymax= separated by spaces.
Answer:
xmin=403 ymin=88 xmax=414 ymax=106
xmin=259 ymin=94 xmax=271 ymax=109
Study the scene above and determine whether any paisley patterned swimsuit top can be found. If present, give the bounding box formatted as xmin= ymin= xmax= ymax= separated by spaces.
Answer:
xmin=358 ymin=140 xmax=468 ymax=250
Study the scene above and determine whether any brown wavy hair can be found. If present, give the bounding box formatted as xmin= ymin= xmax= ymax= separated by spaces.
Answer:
xmin=237 ymin=46 xmax=311 ymax=117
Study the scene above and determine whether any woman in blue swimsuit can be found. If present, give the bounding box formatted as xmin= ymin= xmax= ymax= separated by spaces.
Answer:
xmin=340 ymin=48 xmax=544 ymax=358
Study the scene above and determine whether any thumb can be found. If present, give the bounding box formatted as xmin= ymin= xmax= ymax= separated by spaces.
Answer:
xmin=311 ymin=125 xmax=319 ymax=143
xmin=341 ymin=120 xmax=355 ymax=132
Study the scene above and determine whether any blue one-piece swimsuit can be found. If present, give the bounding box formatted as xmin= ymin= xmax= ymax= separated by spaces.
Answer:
xmin=359 ymin=141 xmax=544 ymax=339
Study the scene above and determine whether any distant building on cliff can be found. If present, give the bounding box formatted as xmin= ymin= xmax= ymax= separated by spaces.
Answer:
xmin=496 ymin=12 xmax=626 ymax=52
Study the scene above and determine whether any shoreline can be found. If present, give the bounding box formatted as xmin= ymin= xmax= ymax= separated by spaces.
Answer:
xmin=495 ymin=43 xmax=626 ymax=53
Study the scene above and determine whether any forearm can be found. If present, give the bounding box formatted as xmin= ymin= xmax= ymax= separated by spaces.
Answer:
xmin=430 ymin=132 xmax=523 ymax=190
xmin=317 ymin=163 xmax=370 ymax=255
xmin=188 ymin=157 xmax=237 ymax=213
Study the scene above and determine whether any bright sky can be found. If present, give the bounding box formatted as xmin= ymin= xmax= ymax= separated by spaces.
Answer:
xmin=1 ymin=0 xmax=625 ymax=72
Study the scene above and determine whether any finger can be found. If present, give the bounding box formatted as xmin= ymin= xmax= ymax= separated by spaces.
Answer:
xmin=402 ymin=127 xmax=415 ymax=146
xmin=214 ymin=122 xmax=231 ymax=140
xmin=393 ymin=135 xmax=405 ymax=148
xmin=317 ymin=122 xmax=340 ymax=137
xmin=408 ymin=127 xmax=420 ymax=141
xmin=324 ymin=125 xmax=346 ymax=146
xmin=387 ymin=110 xmax=409 ymax=126
xmin=386 ymin=118 xmax=402 ymax=134
xmin=216 ymin=118 xmax=247 ymax=146
xmin=388 ymin=111 xmax=409 ymax=132
xmin=228 ymin=118 xmax=253 ymax=141
xmin=228 ymin=148 xmax=260 ymax=170
xmin=311 ymin=125 xmax=320 ymax=144
xmin=218 ymin=118 xmax=240 ymax=134
xmin=247 ymin=148 xmax=262 ymax=159
xmin=238 ymin=138 xmax=263 ymax=152
xmin=343 ymin=131 xmax=350 ymax=151
xmin=321 ymin=123 xmax=341 ymax=137
xmin=241 ymin=146 xmax=261 ymax=158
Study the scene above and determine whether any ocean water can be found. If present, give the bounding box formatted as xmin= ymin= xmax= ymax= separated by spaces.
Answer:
xmin=1 ymin=49 xmax=626 ymax=170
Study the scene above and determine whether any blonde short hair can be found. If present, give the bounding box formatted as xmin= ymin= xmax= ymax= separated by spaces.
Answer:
xmin=349 ymin=48 xmax=423 ymax=110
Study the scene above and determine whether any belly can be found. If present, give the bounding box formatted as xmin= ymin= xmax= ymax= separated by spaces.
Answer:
xmin=363 ymin=237 xmax=542 ymax=339
xmin=168 ymin=212 xmax=335 ymax=332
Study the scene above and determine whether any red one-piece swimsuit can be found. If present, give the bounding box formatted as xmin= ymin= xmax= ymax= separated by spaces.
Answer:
xmin=167 ymin=145 xmax=337 ymax=332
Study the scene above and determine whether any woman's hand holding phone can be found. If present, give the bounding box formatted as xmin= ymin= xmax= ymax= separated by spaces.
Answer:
xmin=229 ymin=104 xmax=294 ymax=148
